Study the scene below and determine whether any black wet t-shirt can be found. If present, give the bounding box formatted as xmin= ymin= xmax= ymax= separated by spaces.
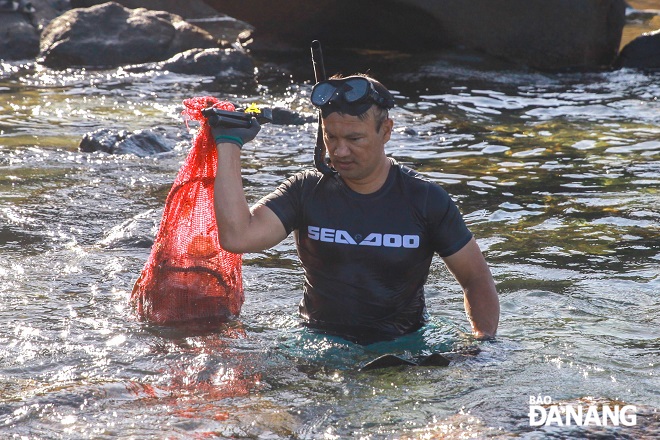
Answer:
xmin=257 ymin=160 xmax=472 ymax=342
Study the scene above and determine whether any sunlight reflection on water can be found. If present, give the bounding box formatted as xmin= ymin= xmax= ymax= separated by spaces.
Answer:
xmin=0 ymin=52 xmax=658 ymax=438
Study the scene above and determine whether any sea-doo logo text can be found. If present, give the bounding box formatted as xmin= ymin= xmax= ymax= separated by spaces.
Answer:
xmin=308 ymin=226 xmax=420 ymax=248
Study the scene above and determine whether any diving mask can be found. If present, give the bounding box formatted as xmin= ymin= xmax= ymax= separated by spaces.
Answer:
xmin=311 ymin=76 xmax=394 ymax=117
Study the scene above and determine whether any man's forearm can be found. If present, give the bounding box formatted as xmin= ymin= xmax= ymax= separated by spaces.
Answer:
xmin=443 ymin=238 xmax=500 ymax=339
xmin=463 ymin=275 xmax=500 ymax=338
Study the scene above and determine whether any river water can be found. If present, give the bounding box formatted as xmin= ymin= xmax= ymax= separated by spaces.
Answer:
xmin=0 ymin=47 xmax=658 ymax=439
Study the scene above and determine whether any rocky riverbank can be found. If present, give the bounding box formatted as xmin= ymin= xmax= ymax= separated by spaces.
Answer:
xmin=1 ymin=0 xmax=659 ymax=71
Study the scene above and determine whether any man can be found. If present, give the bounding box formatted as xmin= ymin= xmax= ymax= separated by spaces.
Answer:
xmin=211 ymin=74 xmax=499 ymax=345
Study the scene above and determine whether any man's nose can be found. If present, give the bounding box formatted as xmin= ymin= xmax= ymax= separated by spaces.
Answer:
xmin=332 ymin=140 xmax=350 ymax=157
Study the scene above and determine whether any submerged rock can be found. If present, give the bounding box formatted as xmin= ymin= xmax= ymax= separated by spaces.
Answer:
xmin=100 ymin=209 xmax=158 ymax=248
xmin=39 ymin=1 xmax=216 ymax=69
xmin=78 ymin=110 xmax=308 ymax=158
xmin=124 ymin=47 xmax=256 ymax=81
xmin=161 ymin=47 xmax=253 ymax=76
xmin=79 ymin=127 xmax=178 ymax=156
xmin=616 ymin=29 xmax=660 ymax=69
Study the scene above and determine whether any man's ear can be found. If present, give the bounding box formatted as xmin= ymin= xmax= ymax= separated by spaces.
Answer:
xmin=381 ymin=117 xmax=393 ymax=143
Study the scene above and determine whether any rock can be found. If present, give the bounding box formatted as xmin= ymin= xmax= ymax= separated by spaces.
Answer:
xmin=123 ymin=47 xmax=255 ymax=80
xmin=161 ymin=47 xmax=253 ymax=76
xmin=412 ymin=0 xmax=627 ymax=71
xmin=203 ymin=0 xmax=627 ymax=71
xmin=71 ymin=0 xmax=216 ymax=19
xmin=0 ymin=1 xmax=74 ymax=61
xmin=187 ymin=16 xmax=254 ymax=46
xmin=616 ymin=29 xmax=660 ymax=69
xmin=0 ymin=9 xmax=40 ymax=60
xmin=79 ymin=127 xmax=177 ymax=156
xmin=0 ymin=0 xmax=34 ymax=13
xmin=202 ymin=0 xmax=439 ymax=53
xmin=80 ymin=128 xmax=122 ymax=154
xmin=99 ymin=209 xmax=158 ymax=248
xmin=70 ymin=0 xmax=253 ymax=44
xmin=39 ymin=1 xmax=216 ymax=69
xmin=28 ymin=0 xmax=73 ymax=29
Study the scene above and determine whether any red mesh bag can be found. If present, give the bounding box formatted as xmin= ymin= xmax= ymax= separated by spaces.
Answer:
xmin=131 ymin=97 xmax=243 ymax=324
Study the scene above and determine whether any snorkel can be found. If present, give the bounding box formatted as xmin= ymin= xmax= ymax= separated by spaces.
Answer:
xmin=310 ymin=40 xmax=336 ymax=176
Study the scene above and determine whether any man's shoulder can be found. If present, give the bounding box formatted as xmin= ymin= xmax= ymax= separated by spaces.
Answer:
xmin=290 ymin=168 xmax=324 ymax=180
xmin=392 ymin=160 xmax=452 ymax=202
xmin=280 ymin=168 xmax=324 ymax=186
xmin=397 ymin=163 xmax=424 ymax=180
xmin=270 ymin=168 xmax=332 ymax=199
xmin=393 ymin=161 xmax=436 ymax=188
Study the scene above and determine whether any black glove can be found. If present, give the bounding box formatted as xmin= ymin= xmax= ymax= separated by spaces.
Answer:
xmin=211 ymin=118 xmax=261 ymax=149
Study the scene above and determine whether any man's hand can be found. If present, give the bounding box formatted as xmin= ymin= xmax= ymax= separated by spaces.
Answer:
xmin=211 ymin=117 xmax=261 ymax=149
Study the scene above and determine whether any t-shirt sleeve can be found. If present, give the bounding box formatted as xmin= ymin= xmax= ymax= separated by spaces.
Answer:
xmin=254 ymin=171 xmax=307 ymax=235
xmin=426 ymin=185 xmax=473 ymax=257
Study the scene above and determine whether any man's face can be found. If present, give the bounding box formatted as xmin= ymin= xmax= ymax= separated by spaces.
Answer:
xmin=322 ymin=108 xmax=393 ymax=183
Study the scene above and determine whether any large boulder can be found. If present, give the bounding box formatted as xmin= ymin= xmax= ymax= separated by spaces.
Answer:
xmin=201 ymin=0 xmax=439 ymax=53
xmin=70 ymin=0 xmax=254 ymax=44
xmin=410 ymin=0 xmax=627 ymax=70
xmin=39 ymin=1 xmax=216 ymax=68
xmin=70 ymin=0 xmax=217 ymax=18
xmin=616 ymin=29 xmax=660 ymax=69
xmin=203 ymin=0 xmax=627 ymax=70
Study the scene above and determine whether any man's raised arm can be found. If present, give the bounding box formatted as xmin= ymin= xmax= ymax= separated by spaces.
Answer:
xmin=212 ymin=120 xmax=288 ymax=254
